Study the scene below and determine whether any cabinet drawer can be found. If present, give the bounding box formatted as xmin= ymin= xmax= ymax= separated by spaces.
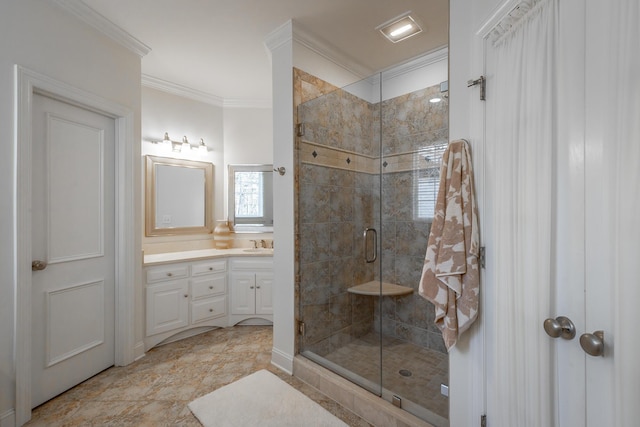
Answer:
xmin=146 ymin=265 xmax=189 ymax=283
xmin=191 ymin=275 xmax=226 ymax=299
xmin=230 ymin=258 xmax=273 ymax=271
xmin=191 ymin=296 xmax=226 ymax=323
xmin=191 ymin=259 xmax=227 ymax=276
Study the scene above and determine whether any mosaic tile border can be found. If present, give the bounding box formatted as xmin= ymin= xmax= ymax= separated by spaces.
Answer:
xmin=300 ymin=140 xmax=444 ymax=175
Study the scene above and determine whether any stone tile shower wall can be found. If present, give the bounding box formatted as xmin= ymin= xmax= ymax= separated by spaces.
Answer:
xmin=295 ymin=68 xmax=448 ymax=356
xmin=377 ymin=85 xmax=449 ymax=354
xmin=296 ymin=69 xmax=378 ymax=356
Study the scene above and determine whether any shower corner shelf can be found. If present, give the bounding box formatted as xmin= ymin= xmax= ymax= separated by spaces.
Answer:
xmin=347 ymin=281 xmax=414 ymax=297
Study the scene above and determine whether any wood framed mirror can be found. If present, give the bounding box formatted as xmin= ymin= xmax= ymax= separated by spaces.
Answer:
xmin=145 ymin=155 xmax=213 ymax=236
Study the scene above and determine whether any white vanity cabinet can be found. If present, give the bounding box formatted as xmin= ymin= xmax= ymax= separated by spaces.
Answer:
xmin=229 ymin=258 xmax=273 ymax=325
xmin=145 ymin=264 xmax=190 ymax=336
xmin=145 ymin=258 xmax=227 ymax=349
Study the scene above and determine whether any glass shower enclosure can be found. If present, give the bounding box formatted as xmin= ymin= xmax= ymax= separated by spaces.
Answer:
xmin=295 ymin=69 xmax=449 ymax=426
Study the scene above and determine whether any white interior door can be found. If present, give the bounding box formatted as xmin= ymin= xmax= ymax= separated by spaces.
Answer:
xmin=481 ymin=0 xmax=639 ymax=425
xmin=30 ymin=93 xmax=116 ymax=407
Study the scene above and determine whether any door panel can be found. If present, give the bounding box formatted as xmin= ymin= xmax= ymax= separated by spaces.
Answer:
xmin=46 ymin=280 xmax=105 ymax=367
xmin=46 ymin=115 xmax=105 ymax=262
xmin=31 ymin=94 xmax=115 ymax=407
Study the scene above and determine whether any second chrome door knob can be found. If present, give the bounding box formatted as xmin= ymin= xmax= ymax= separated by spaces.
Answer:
xmin=580 ymin=331 xmax=605 ymax=357
xmin=543 ymin=316 xmax=576 ymax=340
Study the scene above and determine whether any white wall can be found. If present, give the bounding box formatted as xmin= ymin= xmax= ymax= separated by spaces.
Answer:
xmin=381 ymin=49 xmax=448 ymax=101
xmin=223 ymin=107 xmax=273 ymax=215
xmin=265 ymin=21 xmax=295 ymax=373
xmin=141 ymin=89 xmax=273 ymax=253
xmin=448 ymin=1 xmax=492 ymax=426
xmin=141 ymin=87 xmax=225 ymax=251
xmin=0 ymin=1 xmax=142 ymax=424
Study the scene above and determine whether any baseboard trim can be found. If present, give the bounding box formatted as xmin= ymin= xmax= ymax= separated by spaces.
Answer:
xmin=133 ymin=340 xmax=145 ymax=362
xmin=271 ymin=347 xmax=293 ymax=374
xmin=0 ymin=409 xmax=15 ymax=427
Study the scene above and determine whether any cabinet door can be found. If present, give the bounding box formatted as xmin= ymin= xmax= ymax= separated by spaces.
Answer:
xmin=255 ymin=273 xmax=273 ymax=315
xmin=230 ymin=272 xmax=255 ymax=315
xmin=146 ymin=280 xmax=189 ymax=336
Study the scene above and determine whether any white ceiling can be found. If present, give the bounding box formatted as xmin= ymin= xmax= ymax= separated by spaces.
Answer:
xmin=81 ymin=0 xmax=449 ymax=104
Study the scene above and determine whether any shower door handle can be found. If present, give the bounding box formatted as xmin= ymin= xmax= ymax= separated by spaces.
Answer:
xmin=363 ymin=228 xmax=377 ymax=263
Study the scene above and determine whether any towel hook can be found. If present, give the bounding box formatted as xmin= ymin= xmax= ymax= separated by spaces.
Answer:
xmin=274 ymin=166 xmax=286 ymax=176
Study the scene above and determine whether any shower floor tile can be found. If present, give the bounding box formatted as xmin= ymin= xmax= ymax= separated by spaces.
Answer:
xmin=320 ymin=333 xmax=449 ymax=420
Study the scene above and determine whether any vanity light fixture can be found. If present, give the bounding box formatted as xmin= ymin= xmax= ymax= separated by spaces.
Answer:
xmin=377 ymin=12 xmax=423 ymax=43
xmin=171 ymin=135 xmax=183 ymax=152
xmin=182 ymin=136 xmax=191 ymax=152
xmin=198 ymin=138 xmax=208 ymax=154
xmin=151 ymin=133 xmax=208 ymax=155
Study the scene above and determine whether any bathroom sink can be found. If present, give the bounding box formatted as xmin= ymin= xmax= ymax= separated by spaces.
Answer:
xmin=242 ymin=248 xmax=273 ymax=253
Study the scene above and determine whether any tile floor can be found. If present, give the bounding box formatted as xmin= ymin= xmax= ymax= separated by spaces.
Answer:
xmin=318 ymin=333 xmax=449 ymax=420
xmin=26 ymin=326 xmax=372 ymax=426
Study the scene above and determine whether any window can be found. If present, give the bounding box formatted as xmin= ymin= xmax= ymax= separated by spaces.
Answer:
xmin=414 ymin=142 xmax=447 ymax=220
xmin=235 ymin=171 xmax=265 ymax=221
xmin=228 ymin=164 xmax=273 ymax=232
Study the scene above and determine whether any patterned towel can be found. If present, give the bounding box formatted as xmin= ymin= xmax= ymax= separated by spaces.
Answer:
xmin=419 ymin=139 xmax=480 ymax=350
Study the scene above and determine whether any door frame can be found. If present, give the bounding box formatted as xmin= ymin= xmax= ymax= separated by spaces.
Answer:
xmin=14 ymin=65 xmax=136 ymax=425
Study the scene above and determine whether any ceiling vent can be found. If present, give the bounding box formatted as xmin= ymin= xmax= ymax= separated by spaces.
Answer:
xmin=377 ymin=12 xmax=423 ymax=43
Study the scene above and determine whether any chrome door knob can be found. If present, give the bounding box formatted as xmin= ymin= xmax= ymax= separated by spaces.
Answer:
xmin=580 ymin=330 xmax=604 ymax=357
xmin=543 ymin=316 xmax=576 ymax=340
xmin=31 ymin=260 xmax=47 ymax=271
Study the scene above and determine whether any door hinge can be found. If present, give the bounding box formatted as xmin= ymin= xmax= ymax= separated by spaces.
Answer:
xmin=467 ymin=76 xmax=486 ymax=101
xmin=479 ymin=246 xmax=486 ymax=269
xmin=296 ymin=122 xmax=305 ymax=137
xmin=481 ymin=414 xmax=487 ymax=427
xmin=298 ymin=321 xmax=305 ymax=336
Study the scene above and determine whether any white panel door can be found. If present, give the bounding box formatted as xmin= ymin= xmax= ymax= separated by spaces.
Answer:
xmin=31 ymin=94 xmax=115 ymax=407
xmin=481 ymin=0 xmax=639 ymax=425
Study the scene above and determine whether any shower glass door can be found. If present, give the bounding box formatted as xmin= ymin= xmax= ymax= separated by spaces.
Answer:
xmin=296 ymin=68 xmax=449 ymax=426
xmin=296 ymin=71 xmax=383 ymax=397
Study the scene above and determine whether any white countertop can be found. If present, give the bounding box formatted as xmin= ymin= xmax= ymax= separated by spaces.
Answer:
xmin=144 ymin=248 xmax=273 ymax=266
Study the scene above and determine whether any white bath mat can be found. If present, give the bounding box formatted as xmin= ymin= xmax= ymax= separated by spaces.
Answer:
xmin=188 ymin=369 xmax=348 ymax=427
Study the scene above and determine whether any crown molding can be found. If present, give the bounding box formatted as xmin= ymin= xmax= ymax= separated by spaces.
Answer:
xmin=52 ymin=0 xmax=151 ymax=57
xmin=223 ymin=98 xmax=272 ymax=109
xmin=142 ymin=74 xmax=224 ymax=107
xmin=380 ymin=46 xmax=448 ymax=80
xmin=264 ymin=20 xmax=294 ymax=55
xmin=291 ymin=22 xmax=373 ymax=79
xmin=142 ymin=75 xmax=271 ymax=109
xmin=476 ymin=0 xmax=523 ymax=37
